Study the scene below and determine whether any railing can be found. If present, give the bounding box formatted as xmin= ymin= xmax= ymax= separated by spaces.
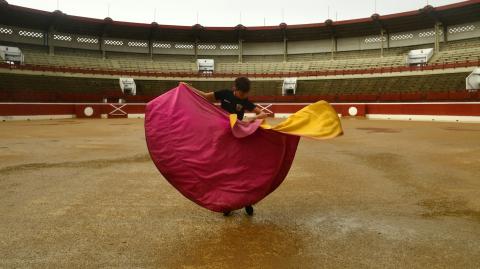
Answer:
xmin=250 ymin=90 xmax=479 ymax=103
xmin=0 ymin=59 xmax=479 ymax=78
xmin=0 ymin=89 xmax=478 ymax=103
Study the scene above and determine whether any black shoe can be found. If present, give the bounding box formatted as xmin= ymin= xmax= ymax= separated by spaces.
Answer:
xmin=245 ymin=205 xmax=254 ymax=216
xmin=223 ymin=211 xmax=231 ymax=216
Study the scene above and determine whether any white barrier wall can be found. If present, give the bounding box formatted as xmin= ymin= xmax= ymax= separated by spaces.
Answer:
xmin=0 ymin=25 xmax=45 ymax=46
xmin=53 ymin=33 xmax=100 ymax=51
xmin=103 ymin=38 xmax=149 ymax=53
xmin=389 ymin=28 xmax=441 ymax=48
xmin=288 ymin=40 xmax=331 ymax=54
xmin=448 ymin=22 xmax=480 ymax=41
xmin=337 ymin=36 xmax=384 ymax=51
xmin=243 ymin=42 xmax=284 ymax=55
xmin=152 ymin=42 xmax=194 ymax=55
xmin=197 ymin=43 xmax=239 ymax=56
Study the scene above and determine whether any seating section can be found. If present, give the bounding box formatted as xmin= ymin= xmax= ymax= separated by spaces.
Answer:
xmin=0 ymin=38 xmax=478 ymax=103
xmin=135 ymin=79 xmax=282 ymax=96
xmin=0 ymin=73 xmax=119 ymax=102
xmin=55 ymin=47 xmax=103 ymax=58
xmin=433 ymin=47 xmax=480 ymax=64
xmin=22 ymin=46 xmax=197 ymax=73
xmin=243 ymin=55 xmax=285 ymax=63
xmin=201 ymin=55 xmax=238 ymax=63
xmin=0 ymin=72 xmax=472 ymax=103
xmin=440 ymin=37 xmax=480 ymax=50
xmin=296 ymin=73 xmax=468 ymax=95
xmin=0 ymin=73 xmax=283 ymax=102
xmin=431 ymin=38 xmax=480 ymax=64
xmin=3 ymin=37 xmax=478 ymax=75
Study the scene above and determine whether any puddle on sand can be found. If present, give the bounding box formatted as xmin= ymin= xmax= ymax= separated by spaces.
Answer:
xmin=418 ymin=197 xmax=480 ymax=222
xmin=109 ymin=123 xmax=134 ymax=126
xmin=356 ymin=127 xmax=400 ymax=133
xmin=442 ymin=127 xmax=480 ymax=132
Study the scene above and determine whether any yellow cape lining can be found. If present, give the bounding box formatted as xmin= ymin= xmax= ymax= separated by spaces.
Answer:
xmin=229 ymin=101 xmax=343 ymax=140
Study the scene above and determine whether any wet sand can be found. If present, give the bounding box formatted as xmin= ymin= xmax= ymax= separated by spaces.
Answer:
xmin=0 ymin=118 xmax=479 ymax=268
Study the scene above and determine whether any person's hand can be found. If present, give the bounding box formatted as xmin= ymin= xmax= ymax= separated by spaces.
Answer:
xmin=179 ymin=82 xmax=192 ymax=89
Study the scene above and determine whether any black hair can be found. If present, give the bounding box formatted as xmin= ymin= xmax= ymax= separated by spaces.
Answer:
xmin=234 ymin=77 xmax=251 ymax=93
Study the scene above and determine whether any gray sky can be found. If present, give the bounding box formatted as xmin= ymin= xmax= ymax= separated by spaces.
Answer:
xmin=8 ymin=0 xmax=462 ymax=26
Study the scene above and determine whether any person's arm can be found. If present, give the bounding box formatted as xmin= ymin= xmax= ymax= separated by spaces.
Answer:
xmin=252 ymin=107 xmax=268 ymax=120
xmin=244 ymin=102 xmax=268 ymax=121
xmin=193 ymin=89 xmax=216 ymax=102
xmin=180 ymin=82 xmax=216 ymax=102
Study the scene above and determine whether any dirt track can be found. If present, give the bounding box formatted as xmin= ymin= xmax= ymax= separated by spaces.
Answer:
xmin=1 ymin=118 xmax=479 ymax=268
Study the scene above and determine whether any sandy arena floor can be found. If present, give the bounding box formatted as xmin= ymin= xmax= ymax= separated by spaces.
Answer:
xmin=0 ymin=118 xmax=479 ymax=268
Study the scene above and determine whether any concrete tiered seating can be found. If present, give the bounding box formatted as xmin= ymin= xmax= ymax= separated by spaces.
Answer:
xmin=433 ymin=47 xmax=480 ymax=64
xmin=23 ymin=51 xmax=197 ymax=73
xmin=55 ymin=47 xmax=103 ymax=58
xmin=441 ymin=37 xmax=480 ymax=50
xmin=0 ymin=71 xmax=470 ymax=103
xmin=296 ymin=72 xmax=468 ymax=96
xmin=153 ymin=54 xmax=195 ymax=62
xmin=0 ymin=73 xmax=119 ymax=102
xmin=243 ymin=55 xmax=285 ymax=63
xmin=288 ymin=53 xmax=332 ymax=62
xmin=4 ymin=38 xmax=480 ymax=76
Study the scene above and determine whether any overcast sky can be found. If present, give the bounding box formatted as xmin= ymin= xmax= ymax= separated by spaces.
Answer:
xmin=7 ymin=0 xmax=462 ymax=26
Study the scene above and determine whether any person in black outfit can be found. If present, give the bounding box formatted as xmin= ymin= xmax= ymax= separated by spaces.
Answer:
xmin=188 ymin=77 xmax=268 ymax=216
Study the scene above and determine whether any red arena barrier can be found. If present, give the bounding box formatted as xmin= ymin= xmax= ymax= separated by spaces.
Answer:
xmin=1 ymin=102 xmax=480 ymax=122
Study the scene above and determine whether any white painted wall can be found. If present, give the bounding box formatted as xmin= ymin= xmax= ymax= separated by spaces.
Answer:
xmin=448 ymin=21 xmax=480 ymax=41
xmin=243 ymin=42 xmax=284 ymax=55
xmin=288 ymin=40 xmax=331 ymax=54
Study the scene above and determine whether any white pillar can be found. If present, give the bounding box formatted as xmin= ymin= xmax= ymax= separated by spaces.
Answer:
xmin=434 ymin=22 xmax=441 ymax=53
xmin=380 ymin=29 xmax=385 ymax=58
xmin=194 ymin=39 xmax=198 ymax=61
xmin=330 ymin=36 xmax=336 ymax=60
xmin=149 ymin=39 xmax=153 ymax=60
xmin=47 ymin=26 xmax=54 ymax=56
xmin=99 ymin=35 xmax=106 ymax=59
xmin=238 ymin=39 xmax=243 ymax=63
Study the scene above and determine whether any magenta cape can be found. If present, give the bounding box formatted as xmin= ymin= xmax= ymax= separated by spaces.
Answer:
xmin=145 ymin=84 xmax=299 ymax=212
